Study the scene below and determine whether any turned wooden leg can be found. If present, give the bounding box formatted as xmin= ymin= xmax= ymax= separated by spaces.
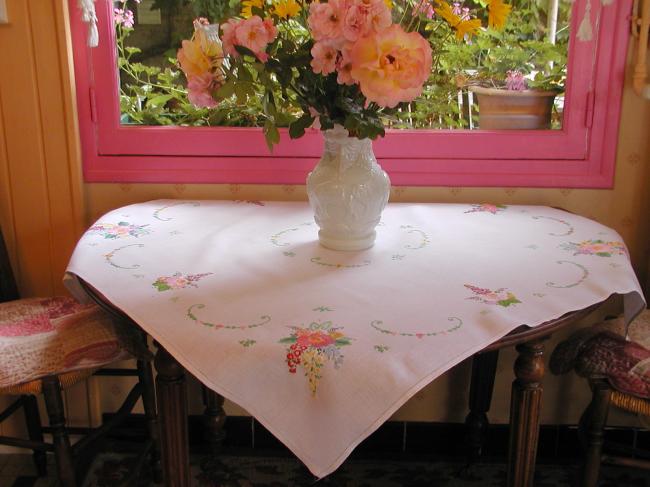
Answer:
xmin=202 ymin=386 xmax=226 ymax=453
xmin=42 ymin=376 xmax=76 ymax=487
xmin=22 ymin=394 xmax=47 ymax=476
xmin=138 ymin=359 xmax=163 ymax=483
xmin=154 ymin=344 xmax=190 ymax=487
xmin=579 ymin=379 xmax=611 ymax=487
xmin=465 ymin=350 xmax=500 ymax=464
xmin=508 ymin=339 xmax=545 ymax=487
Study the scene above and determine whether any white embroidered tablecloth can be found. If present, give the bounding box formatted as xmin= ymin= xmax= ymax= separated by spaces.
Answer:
xmin=64 ymin=200 xmax=646 ymax=478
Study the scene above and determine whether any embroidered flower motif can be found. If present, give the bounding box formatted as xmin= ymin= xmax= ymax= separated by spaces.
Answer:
xmin=560 ymin=240 xmax=627 ymax=258
xmin=88 ymin=222 xmax=151 ymax=239
xmin=239 ymin=339 xmax=257 ymax=347
xmin=152 ymin=272 xmax=212 ymax=292
xmin=465 ymin=284 xmax=521 ymax=307
xmin=374 ymin=345 xmax=389 ymax=353
xmin=464 ymin=204 xmax=507 ymax=214
xmin=279 ymin=320 xmax=351 ymax=395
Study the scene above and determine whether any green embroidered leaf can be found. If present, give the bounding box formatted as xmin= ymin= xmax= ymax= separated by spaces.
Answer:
xmin=152 ymin=281 xmax=171 ymax=292
xmin=497 ymin=297 xmax=521 ymax=307
xmin=279 ymin=337 xmax=297 ymax=344
xmin=335 ymin=338 xmax=351 ymax=346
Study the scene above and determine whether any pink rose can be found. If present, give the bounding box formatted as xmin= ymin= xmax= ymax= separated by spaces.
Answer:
xmin=367 ymin=0 xmax=392 ymax=34
xmin=308 ymin=0 xmax=347 ymax=43
xmin=349 ymin=24 xmax=432 ymax=108
xmin=222 ymin=16 xmax=277 ymax=62
xmin=336 ymin=46 xmax=356 ymax=85
xmin=342 ymin=3 xmax=367 ymax=42
xmin=187 ymin=73 xmax=219 ymax=108
xmin=220 ymin=18 xmax=239 ymax=58
xmin=311 ymin=41 xmax=339 ymax=75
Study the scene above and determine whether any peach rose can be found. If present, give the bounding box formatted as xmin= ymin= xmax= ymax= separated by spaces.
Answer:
xmin=177 ymin=39 xmax=212 ymax=78
xmin=349 ymin=24 xmax=432 ymax=108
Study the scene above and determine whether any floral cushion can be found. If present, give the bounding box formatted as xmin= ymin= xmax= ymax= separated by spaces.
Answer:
xmin=550 ymin=309 xmax=650 ymax=399
xmin=0 ymin=296 xmax=147 ymax=389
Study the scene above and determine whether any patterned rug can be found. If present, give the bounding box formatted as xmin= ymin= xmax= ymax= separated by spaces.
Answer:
xmin=6 ymin=452 xmax=650 ymax=486
xmin=80 ymin=453 xmax=650 ymax=487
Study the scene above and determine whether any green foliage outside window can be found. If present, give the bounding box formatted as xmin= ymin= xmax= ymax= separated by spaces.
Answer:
xmin=116 ymin=0 xmax=569 ymax=130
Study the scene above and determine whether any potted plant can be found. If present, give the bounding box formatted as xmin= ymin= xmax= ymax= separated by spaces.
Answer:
xmin=458 ymin=7 xmax=569 ymax=129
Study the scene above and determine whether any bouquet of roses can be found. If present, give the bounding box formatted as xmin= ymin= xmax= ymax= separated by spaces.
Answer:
xmin=177 ymin=0 xmax=511 ymax=149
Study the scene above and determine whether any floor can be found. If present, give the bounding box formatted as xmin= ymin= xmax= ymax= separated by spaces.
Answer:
xmin=2 ymin=452 xmax=650 ymax=487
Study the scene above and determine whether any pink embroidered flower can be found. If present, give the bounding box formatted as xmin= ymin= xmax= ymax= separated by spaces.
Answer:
xmin=465 ymin=284 xmax=521 ymax=307
xmin=311 ymin=41 xmax=339 ymax=75
xmin=349 ymin=24 xmax=432 ymax=108
xmin=561 ymin=240 xmax=627 ymax=257
xmin=308 ymin=0 xmax=347 ymax=43
xmin=187 ymin=73 xmax=219 ymax=108
xmin=296 ymin=330 xmax=336 ymax=348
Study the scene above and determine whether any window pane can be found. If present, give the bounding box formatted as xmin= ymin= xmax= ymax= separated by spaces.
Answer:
xmin=114 ymin=0 xmax=570 ymax=130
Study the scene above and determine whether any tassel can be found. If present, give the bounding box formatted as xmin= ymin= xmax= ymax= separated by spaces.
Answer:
xmin=78 ymin=0 xmax=99 ymax=47
xmin=577 ymin=0 xmax=593 ymax=41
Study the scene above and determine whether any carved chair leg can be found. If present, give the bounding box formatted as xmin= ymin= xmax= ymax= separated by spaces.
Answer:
xmin=507 ymin=338 xmax=546 ymax=487
xmin=465 ymin=350 xmax=500 ymax=464
xmin=138 ymin=358 xmax=163 ymax=483
xmin=202 ymin=386 xmax=226 ymax=454
xmin=42 ymin=376 xmax=76 ymax=487
xmin=579 ymin=379 xmax=611 ymax=487
xmin=22 ymin=394 xmax=47 ymax=476
xmin=154 ymin=344 xmax=190 ymax=487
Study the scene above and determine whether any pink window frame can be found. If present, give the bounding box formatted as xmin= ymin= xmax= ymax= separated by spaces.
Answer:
xmin=69 ymin=0 xmax=631 ymax=187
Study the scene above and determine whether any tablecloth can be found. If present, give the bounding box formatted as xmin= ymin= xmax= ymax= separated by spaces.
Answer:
xmin=64 ymin=200 xmax=646 ymax=477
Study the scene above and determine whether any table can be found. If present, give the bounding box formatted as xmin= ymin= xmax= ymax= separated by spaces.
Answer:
xmin=64 ymin=200 xmax=646 ymax=486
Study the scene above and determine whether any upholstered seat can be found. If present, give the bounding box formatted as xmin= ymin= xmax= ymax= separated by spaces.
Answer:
xmin=0 ymin=296 xmax=146 ymax=393
xmin=551 ymin=309 xmax=650 ymax=487
xmin=0 ymin=227 xmax=160 ymax=487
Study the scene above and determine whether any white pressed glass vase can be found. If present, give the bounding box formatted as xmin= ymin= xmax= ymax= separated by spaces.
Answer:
xmin=306 ymin=125 xmax=391 ymax=251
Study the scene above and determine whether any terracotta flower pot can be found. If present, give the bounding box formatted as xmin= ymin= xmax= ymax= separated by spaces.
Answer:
xmin=470 ymin=86 xmax=557 ymax=130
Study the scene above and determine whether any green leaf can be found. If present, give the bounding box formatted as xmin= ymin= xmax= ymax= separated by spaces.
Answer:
xmin=263 ymin=120 xmax=280 ymax=151
xmin=234 ymin=45 xmax=258 ymax=59
xmin=288 ymin=113 xmax=314 ymax=139
xmin=146 ymin=94 xmax=174 ymax=108
xmin=263 ymin=91 xmax=277 ymax=118
xmin=216 ymin=82 xmax=236 ymax=99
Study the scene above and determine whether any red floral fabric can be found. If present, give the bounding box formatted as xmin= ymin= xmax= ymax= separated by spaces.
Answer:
xmin=550 ymin=309 xmax=650 ymax=398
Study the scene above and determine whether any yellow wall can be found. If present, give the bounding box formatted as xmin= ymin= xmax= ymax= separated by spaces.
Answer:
xmin=0 ymin=0 xmax=649 ymax=441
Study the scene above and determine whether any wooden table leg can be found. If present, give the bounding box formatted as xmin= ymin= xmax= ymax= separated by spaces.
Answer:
xmin=154 ymin=344 xmax=190 ymax=487
xmin=465 ymin=350 xmax=500 ymax=464
xmin=202 ymin=386 xmax=226 ymax=453
xmin=508 ymin=339 xmax=545 ymax=487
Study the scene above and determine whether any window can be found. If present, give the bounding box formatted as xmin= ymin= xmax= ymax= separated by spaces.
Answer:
xmin=69 ymin=0 xmax=631 ymax=187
